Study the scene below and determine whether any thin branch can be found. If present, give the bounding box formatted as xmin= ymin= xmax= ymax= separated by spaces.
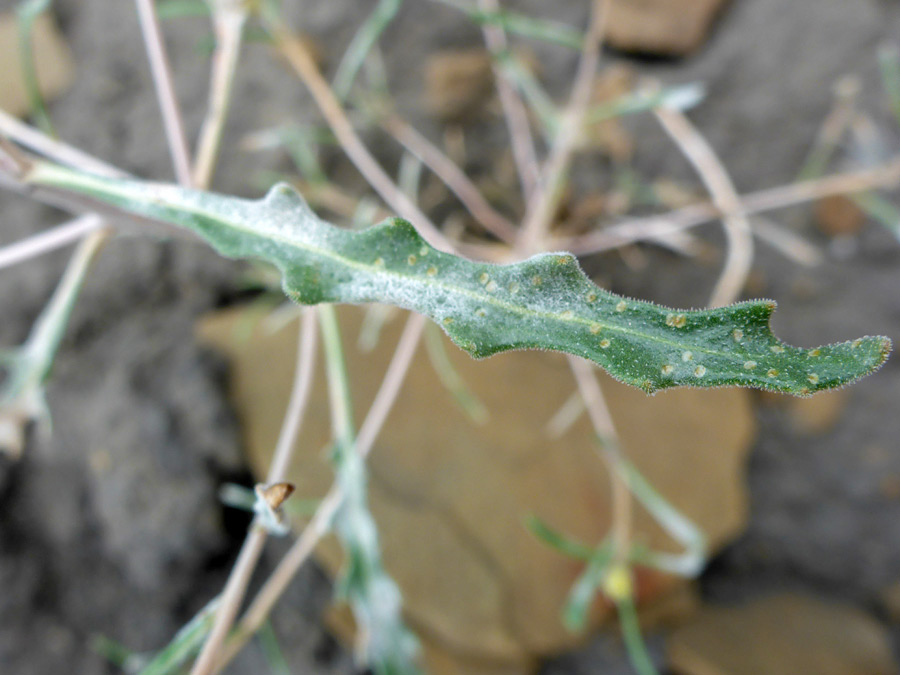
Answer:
xmin=189 ymin=311 xmax=318 ymax=675
xmin=381 ymin=115 xmax=518 ymax=243
xmin=135 ymin=0 xmax=194 ymax=186
xmin=515 ymin=0 xmax=610 ymax=255
xmin=265 ymin=20 xmax=456 ymax=253
xmin=478 ymin=0 xmax=541 ymax=201
xmin=654 ymin=107 xmax=752 ymax=307
xmin=0 ymin=108 xmax=126 ymax=177
xmin=266 ymin=309 xmax=319 ymax=483
xmin=567 ymin=356 xmax=631 ymax=561
xmin=0 ymin=215 xmax=103 ymax=271
xmin=217 ymin=311 xmax=426 ymax=672
xmin=193 ymin=3 xmax=247 ymax=189
xmin=563 ymin=157 xmax=900 ymax=255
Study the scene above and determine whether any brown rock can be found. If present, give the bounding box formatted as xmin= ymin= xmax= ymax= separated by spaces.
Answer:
xmin=0 ymin=12 xmax=74 ymax=118
xmin=606 ymin=0 xmax=729 ymax=57
xmin=668 ymin=594 xmax=897 ymax=675
xmin=198 ymin=305 xmax=755 ymax=671
xmin=425 ymin=48 xmax=495 ymax=122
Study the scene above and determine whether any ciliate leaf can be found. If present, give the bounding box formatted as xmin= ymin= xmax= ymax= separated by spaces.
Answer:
xmin=27 ymin=162 xmax=892 ymax=397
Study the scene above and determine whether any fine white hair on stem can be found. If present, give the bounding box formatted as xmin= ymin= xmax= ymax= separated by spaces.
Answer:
xmin=654 ymin=107 xmax=753 ymax=308
xmin=134 ymin=0 xmax=194 ymax=186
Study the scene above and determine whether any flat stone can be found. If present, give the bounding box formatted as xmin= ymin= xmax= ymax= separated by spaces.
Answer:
xmin=668 ymin=594 xmax=896 ymax=675
xmin=606 ymin=0 xmax=729 ymax=57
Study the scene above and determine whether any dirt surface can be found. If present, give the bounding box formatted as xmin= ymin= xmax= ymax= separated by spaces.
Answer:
xmin=1 ymin=0 xmax=900 ymax=673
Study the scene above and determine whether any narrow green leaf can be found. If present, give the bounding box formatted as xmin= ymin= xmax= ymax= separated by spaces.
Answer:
xmin=16 ymin=0 xmax=56 ymax=135
xmin=26 ymin=162 xmax=892 ymax=397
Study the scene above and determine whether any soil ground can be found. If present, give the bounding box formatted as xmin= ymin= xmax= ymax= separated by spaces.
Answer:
xmin=1 ymin=0 xmax=900 ymax=673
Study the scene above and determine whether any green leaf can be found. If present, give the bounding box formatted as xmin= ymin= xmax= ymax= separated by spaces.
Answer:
xmin=26 ymin=162 xmax=892 ymax=397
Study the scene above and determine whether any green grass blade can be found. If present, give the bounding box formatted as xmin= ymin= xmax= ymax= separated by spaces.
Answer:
xmin=26 ymin=161 xmax=892 ymax=397
xmin=332 ymin=0 xmax=403 ymax=101
xmin=16 ymin=0 xmax=56 ymax=136
xmin=138 ymin=597 xmax=220 ymax=675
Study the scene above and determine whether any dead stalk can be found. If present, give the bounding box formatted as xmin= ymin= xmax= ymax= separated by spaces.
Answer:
xmin=135 ymin=0 xmax=194 ymax=186
xmin=0 ymin=215 xmax=103 ymax=271
xmin=478 ymin=0 xmax=541 ymax=201
xmin=563 ymin=157 xmax=900 ymax=256
xmin=515 ymin=0 xmax=610 ymax=256
xmin=193 ymin=4 xmax=247 ymax=189
xmin=0 ymin=109 xmax=126 ymax=178
xmin=568 ymin=356 xmax=631 ymax=563
xmin=190 ymin=312 xmax=318 ymax=675
xmin=654 ymin=107 xmax=752 ymax=307
xmin=382 ymin=115 xmax=518 ymax=243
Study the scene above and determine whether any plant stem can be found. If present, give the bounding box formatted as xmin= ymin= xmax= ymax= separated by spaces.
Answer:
xmin=563 ymin=158 xmax=900 ymax=256
xmin=478 ymin=0 xmax=541 ymax=202
xmin=135 ymin=0 xmax=194 ymax=186
xmin=0 ymin=214 xmax=103 ymax=271
xmin=654 ymin=107 xmax=752 ymax=307
xmin=0 ymin=108 xmax=126 ymax=177
xmin=217 ymin=311 xmax=425 ymax=672
xmin=382 ymin=114 xmax=518 ymax=243
xmin=188 ymin=312 xmax=317 ymax=675
xmin=515 ymin=0 xmax=610 ymax=256
xmin=192 ymin=2 xmax=247 ymax=189
xmin=567 ymin=356 xmax=631 ymax=562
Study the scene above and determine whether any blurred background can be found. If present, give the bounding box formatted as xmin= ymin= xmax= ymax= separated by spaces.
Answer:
xmin=1 ymin=0 xmax=899 ymax=673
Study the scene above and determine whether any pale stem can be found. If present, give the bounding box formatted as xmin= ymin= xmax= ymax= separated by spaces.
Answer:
xmin=0 ymin=215 xmax=103 ymax=271
xmin=567 ymin=356 xmax=631 ymax=562
xmin=562 ymin=157 xmax=900 ymax=255
xmin=654 ymin=107 xmax=752 ymax=307
xmin=188 ymin=311 xmax=318 ymax=675
xmin=752 ymin=216 xmax=822 ymax=267
xmin=193 ymin=4 xmax=247 ymax=189
xmin=266 ymin=308 xmax=319 ymax=483
xmin=515 ymin=0 xmax=610 ymax=256
xmin=217 ymin=311 xmax=426 ymax=672
xmin=0 ymin=108 xmax=126 ymax=177
xmin=382 ymin=115 xmax=518 ymax=243
xmin=266 ymin=20 xmax=456 ymax=253
xmin=134 ymin=0 xmax=194 ymax=186
xmin=478 ymin=0 xmax=541 ymax=201
xmin=21 ymin=228 xmax=110 ymax=386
